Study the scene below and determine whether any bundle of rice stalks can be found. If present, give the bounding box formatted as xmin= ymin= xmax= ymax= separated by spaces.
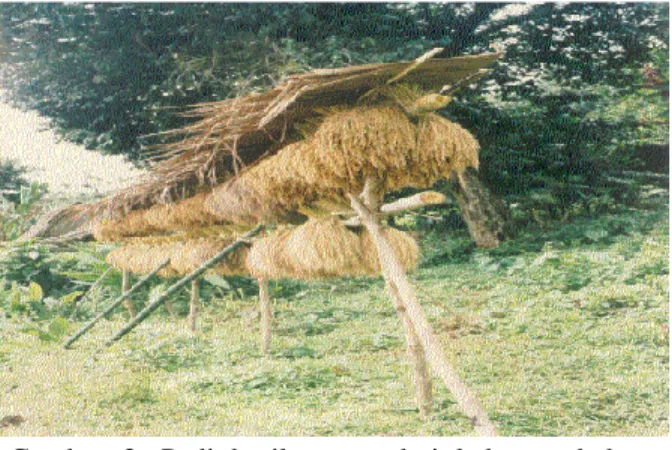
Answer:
xmin=206 ymin=109 xmax=480 ymax=227
xmin=205 ymin=140 xmax=348 ymax=225
xmin=360 ymin=227 xmax=420 ymax=274
xmin=309 ymin=106 xmax=417 ymax=193
xmin=143 ymin=192 xmax=220 ymax=232
xmin=170 ymin=237 xmax=249 ymax=276
xmin=92 ymin=209 xmax=162 ymax=243
xmin=409 ymin=113 xmax=480 ymax=187
xmin=243 ymin=227 xmax=296 ymax=280
xmin=246 ymin=217 xmax=418 ymax=281
xmin=106 ymin=241 xmax=179 ymax=277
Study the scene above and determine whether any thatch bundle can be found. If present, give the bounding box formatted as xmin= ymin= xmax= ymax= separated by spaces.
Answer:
xmin=170 ymin=237 xmax=249 ymax=276
xmin=247 ymin=217 xmax=418 ymax=280
xmin=76 ymin=50 xmax=500 ymax=239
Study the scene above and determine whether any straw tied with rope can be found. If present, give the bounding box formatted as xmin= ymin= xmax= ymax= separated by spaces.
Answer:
xmin=64 ymin=48 xmax=502 ymax=436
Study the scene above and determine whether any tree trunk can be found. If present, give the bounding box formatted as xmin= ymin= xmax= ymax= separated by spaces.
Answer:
xmin=121 ymin=270 xmax=136 ymax=317
xmin=451 ymin=168 xmax=510 ymax=249
xmin=258 ymin=278 xmax=272 ymax=355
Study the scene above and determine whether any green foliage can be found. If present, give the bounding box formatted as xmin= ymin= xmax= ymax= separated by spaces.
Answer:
xmin=1 ymin=159 xmax=48 ymax=240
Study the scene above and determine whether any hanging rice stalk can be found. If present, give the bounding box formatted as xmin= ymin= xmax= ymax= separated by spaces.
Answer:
xmin=92 ymin=209 xmax=161 ymax=242
xmin=246 ymin=217 xmax=418 ymax=281
xmin=309 ymin=106 xmax=417 ymax=193
xmin=170 ymin=238 xmax=249 ymax=276
xmin=143 ymin=192 xmax=220 ymax=231
xmin=106 ymin=242 xmax=179 ymax=277
xmin=410 ymin=113 xmax=480 ymax=187
xmin=205 ymin=140 xmax=348 ymax=225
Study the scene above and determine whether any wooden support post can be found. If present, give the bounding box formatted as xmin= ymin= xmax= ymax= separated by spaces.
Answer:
xmin=105 ymin=225 xmax=264 ymax=346
xmin=258 ymin=278 xmax=272 ymax=355
xmin=350 ymin=194 xmax=496 ymax=436
xmin=451 ymin=168 xmax=510 ymax=248
xmin=189 ymin=278 xmax=200 ymax=332
xmin=121 ymin=270 xmax=136 ymax=317
xmin=387 ymin=280 xmax=433 ymax=416
xmin=63 ymin=259 xmax=171 ymax=349
xmin=69 ymin=267 xmax=113 ymax=319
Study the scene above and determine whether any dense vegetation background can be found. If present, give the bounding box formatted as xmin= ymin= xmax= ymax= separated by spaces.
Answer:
xmin=0 ymin=3 xmax=668 ymax=436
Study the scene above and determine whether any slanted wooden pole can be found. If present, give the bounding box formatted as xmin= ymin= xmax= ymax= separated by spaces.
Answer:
xmin=339 ymin=191 xmax=447 ymax=226
xmin=189 ymin=278 xmax=200 ymax=332
xmin=69 ymin=267 xmax=113 ymax=319
xmin=258 ymin=278 xmax=272 ymax=355
xmin=63 ymin=259 xmax=171 ymax=349
xmin=349 ymin=194 xmax=496 ymax=436
xmin=105 ymin=225 xmax=264 ymax=346
xmin=121 ymin=270 xmax=136 ymax=317
xmin=387 ymin=280 xmax=433 ymax=416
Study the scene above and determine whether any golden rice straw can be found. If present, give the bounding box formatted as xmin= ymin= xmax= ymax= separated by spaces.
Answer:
xmin=205 ymin=141 xmax=347 ymax=225
xmin=246 ymin=218 xmax=418 ymax=281
xmin=244 ymin=227 xmax=296 ymax=280
xmin=409 ymin=113 xmax=480 ymax=187
xmin=360 ymin=227 xmax=419 ymax=274
xmin=106 ymin=242 xmax=178 ymax=277
xmin=143 ymin=192 xmax=220 ymax=232
xmin=92 ymin=209 xmax=162 ymax=243
xmin=309 ymin=106 xmax=417 ymax=193
xmin=170 ymin=237 xmax=249 ymax=276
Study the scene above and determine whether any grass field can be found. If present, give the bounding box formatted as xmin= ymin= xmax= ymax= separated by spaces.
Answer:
xmin=0 ymin=201 xmax=668 ymax=436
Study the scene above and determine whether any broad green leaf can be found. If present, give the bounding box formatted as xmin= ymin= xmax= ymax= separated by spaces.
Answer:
xmin=204 ymin=274 xmax=231 ymax=290
xmin=28 ymin=282 xmax=43 ymax=301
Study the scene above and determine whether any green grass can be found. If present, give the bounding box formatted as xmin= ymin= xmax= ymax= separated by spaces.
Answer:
xmin=0 ymin=204 xmax=668 ymax=436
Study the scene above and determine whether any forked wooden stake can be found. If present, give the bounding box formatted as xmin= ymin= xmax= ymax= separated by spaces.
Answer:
xmin=121 ymin=270 xmax=136 ymax=317
xmin=258 ymin=278 xmax=272 ymax=355
xmin=189 ymin=278 xmax=200 ymax=332
xmin=349 ymin=193 xmax=496 ymax=436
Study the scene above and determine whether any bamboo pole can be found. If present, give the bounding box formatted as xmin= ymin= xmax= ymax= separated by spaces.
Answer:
xmin=258 ymin=278 xmax=272 ymax=355
xmin=69 ymin=267 xmax=113 ymax=319
xmin=121 ymin=270 xmax=136 ymax=317
xmin=189 ymin=278 xmax=200 ymax=332
xmin=105 ymin=225 xmax=264 ymax=346
xmin=349 ymin=194 xmax=496 ymax=436
xmin=63 ymin=259 xmax=171 ymax=349
xmin=387 ymin=280 xmax=433 ymax=416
